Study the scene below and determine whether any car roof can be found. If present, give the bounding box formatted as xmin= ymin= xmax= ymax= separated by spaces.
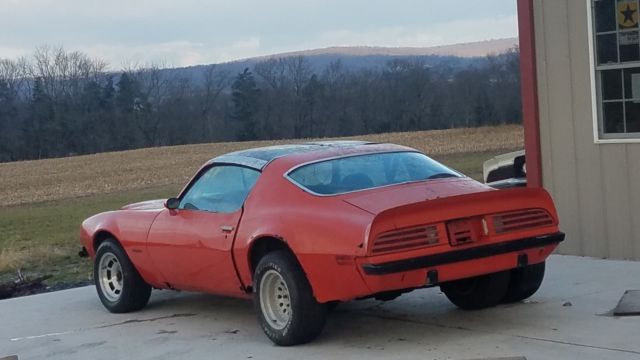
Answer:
xmin=208 ymin=141 xmax=408 ymax=170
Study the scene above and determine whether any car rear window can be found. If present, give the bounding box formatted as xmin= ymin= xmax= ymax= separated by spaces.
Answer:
xmin=287 ymin=151 xmax=461 ymax=195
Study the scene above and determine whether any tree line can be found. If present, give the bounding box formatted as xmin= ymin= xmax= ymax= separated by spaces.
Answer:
xmin=0 ymin=46 xmax=521 ymax=163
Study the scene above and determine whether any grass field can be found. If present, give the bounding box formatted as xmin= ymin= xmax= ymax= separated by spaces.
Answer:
xmin=0 ymin=125 xmax=523 ymax=286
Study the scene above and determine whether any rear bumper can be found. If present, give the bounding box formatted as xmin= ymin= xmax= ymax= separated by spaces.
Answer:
xmin=362 ymin=232 xmax=565 ymax=275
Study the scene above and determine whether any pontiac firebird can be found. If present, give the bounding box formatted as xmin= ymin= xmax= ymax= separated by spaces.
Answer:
xmin=80 ymin=141 xmax=564 ymax=345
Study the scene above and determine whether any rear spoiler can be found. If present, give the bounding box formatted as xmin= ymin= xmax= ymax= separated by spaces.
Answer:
xmin=368 ymin=187 xmax=559 ymax=246
xmin=487 ymin=178 xmax=527 ymax=189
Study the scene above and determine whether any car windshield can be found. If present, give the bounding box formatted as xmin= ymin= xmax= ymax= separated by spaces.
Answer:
xmin=287 ymin=151 xmax=461 ymax=196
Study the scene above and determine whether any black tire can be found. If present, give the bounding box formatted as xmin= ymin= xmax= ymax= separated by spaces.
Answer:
xmin=502 ymin=261 xmax=545 ymax=303
xmin=440 ymin=271 xmax=510 ymax=310
xmin=94 ymin=239 xmax=152 ymax=313
xmin=326 ymin=301 xmax=340 ymax=312
xmin=253 ymin=250 xmax=328 ymax=346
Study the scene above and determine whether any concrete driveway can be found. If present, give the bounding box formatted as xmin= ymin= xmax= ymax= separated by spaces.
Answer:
xmin=1 ymin=255 xmax=639 ymax=360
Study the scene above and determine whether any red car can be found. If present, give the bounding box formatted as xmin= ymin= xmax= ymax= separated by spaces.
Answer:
xmin=80 ymin=141 xmax=564 ymax=345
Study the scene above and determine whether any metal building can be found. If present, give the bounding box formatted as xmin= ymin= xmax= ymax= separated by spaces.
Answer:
xmin=519 ymin=0 xmax=640 ymax=260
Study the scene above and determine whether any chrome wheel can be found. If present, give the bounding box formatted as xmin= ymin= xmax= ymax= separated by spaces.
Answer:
xmin=98 ymin=252 xmax=123 ymax=302
xmin=259 ymin=270 xmax=291 ymax=330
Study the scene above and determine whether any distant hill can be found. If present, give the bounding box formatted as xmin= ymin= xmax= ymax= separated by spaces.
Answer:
xmin=165 ymin=37 xmax=519 ymax=84
xmin=246 ymin=37 xmax=519 ymax=59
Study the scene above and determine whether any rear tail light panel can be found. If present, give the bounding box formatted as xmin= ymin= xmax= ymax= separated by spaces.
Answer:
xmin=370 ymin=209 xmax=555 ymax=254
xmin=371 ymin=224 xmax=440 ymax=255
xmin=492 ymin=209 xmax=554 ymax=234
xmin=446 ymin=217 xmax=484 ymax=246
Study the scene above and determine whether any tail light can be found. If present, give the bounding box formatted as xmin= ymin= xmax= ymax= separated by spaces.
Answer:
xmin=371 ymin=225 xmax=440 ymax=255
xmin=493 ymin=209 xmax=554 ymax=234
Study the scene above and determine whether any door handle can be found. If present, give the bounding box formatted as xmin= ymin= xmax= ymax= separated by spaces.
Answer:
xmin=220 ymin=225 xmax=234 ymax=233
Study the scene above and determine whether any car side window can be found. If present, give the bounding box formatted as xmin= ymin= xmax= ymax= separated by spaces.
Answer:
xmin=179 ymin=165 xmax=260 ymax=213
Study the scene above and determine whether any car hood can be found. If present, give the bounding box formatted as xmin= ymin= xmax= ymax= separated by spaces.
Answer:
xmin=341 ymin=178 xmax=492 ymax=215
xmin=121 ymin=199 xmax=167 ymax=210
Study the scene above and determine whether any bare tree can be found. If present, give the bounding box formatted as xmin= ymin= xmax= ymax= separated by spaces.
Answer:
xmin=285 ymin=56 xmax=312 ymax=137
xmin=254 ymin=58 xmax=287 ymax=90
xmin=123 ymin=63 xmax=171 ymax=146
xmin=254 ymin=59 xmax=290 ymax=138
xmin=0 ymin=58 xmax=29 ymax=97
xmin=29 ymin=46 xmax=107 ymax=102
xmin=199 ymin=65 xmax=229 ymax=141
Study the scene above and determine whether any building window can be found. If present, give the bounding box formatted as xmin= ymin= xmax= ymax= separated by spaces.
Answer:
xmin=593 ymin=0 xmax=640 ymax=139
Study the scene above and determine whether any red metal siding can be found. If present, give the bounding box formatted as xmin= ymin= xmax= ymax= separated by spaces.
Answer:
xmin=518 ymin=0 xmax=543 ymax=188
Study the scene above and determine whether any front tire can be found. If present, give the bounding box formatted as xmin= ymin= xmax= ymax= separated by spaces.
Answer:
xmin=94 ymin=239 xmax=151 ymax=313
xmin=253 ymin=250 xmax=327 ymax=346
xmin=441 ymin=271 xmax=510 ymax=310
xmin=502 ymin=261 xmax=545 ymax=303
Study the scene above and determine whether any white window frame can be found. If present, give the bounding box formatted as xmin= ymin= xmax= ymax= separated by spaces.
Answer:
xmin=588 ymin=0 xmax=640 ymax=143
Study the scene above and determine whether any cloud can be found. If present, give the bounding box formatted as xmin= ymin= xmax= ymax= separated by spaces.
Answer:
xmin=216 ymin=37 xmax=262 ymax=63
xmin=0 ymin=46 xmax=30 ymax=59
xmin=313 ymin=15 xmax=518 ymax=48
xmin=0 ymin=1 xmax=517 ymax=68
xmin=74 ymin=37 xmax=262 ymax=69
xmin=0 ymin=0 xmax=228 ymax=20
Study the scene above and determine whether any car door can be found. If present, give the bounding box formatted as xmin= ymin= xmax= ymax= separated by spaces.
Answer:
xmin=146 ymin=165 xmax=260 ymax=295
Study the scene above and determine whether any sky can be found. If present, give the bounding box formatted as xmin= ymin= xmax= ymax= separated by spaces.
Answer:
xmin=0 ymin=0 xmax=518 ymax=69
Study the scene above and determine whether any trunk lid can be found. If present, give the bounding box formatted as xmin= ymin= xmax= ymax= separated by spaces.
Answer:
xmin=341 ymin=178 xmax=492 ymax=215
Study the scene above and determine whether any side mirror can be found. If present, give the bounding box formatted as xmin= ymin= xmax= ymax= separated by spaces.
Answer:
xmin=165 ymin=197 xmax=180 ymax=210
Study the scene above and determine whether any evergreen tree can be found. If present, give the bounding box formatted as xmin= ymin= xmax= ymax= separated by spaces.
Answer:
xmin=0 ymin=79 xmax=18 ymax=161
xmin=101 ymin=77 xmax=115 ymax=112
xmin=116 ymin=72 xmax=140 ymax=114
xmin=231 ymin=68 xmax=260 ymax=141
xmin=115 ymin=73 xmax=144 ymax=149
xmin=302 ymin=74 xmax=322 ymax=137
xmin=82 ymin=81 xmax=102 ymax=113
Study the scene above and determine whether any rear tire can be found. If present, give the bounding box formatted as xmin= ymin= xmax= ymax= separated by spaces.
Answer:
xmin=94 ymin=239 xmax=151 ymax=313
xmin=502 ymin=261 xmax=545 ymax=303
xmin=253 ymin=250 xmax=328 ymax=346
xmin=326 ymin=301 xmax=340 ymax=312
xmin=441 ymin=271 xmax=510 ymax=310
